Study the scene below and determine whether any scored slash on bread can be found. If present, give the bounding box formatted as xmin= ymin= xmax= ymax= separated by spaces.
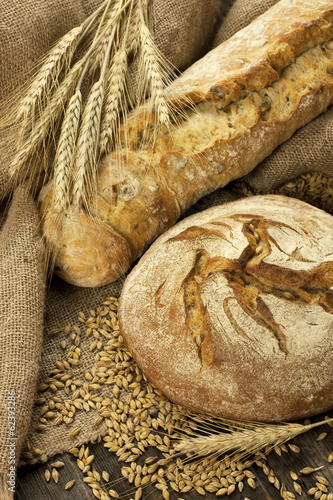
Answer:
xmin=119 ymin=195 xmax=333 ymax=422
xmin=39 ymin=0 xmax=333 ymax=287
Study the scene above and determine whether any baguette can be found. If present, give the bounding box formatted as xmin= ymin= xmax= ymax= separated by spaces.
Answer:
xmin=119 ymin=195 xmax=333 ymax=422
xmin=39 ymin=0 xmax=333 ymax=287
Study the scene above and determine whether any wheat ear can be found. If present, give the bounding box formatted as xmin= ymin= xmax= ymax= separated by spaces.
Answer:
xmin=70 ymin=1 xmax=134 ymax=208
xmin=17 ymin=26 xmax=83 ymax=141
xmin=9 ymin=60 xmax=84 ymax=187
xmin=72 ymin=80 xmax=105 ymax=209
xmin=89 ymin=0 xmax=125 ymax=75
xmin=138 ymin=20 xmax=170 ymax=127
xmin=126 ymin=0 xmax=143 ymax=56
xmin=174 ymin=417 xmax=333 ymax=460
xmin=99 ymin=48 xmax=128 ymax=155
xmin=52 ymin=89 xmax=82 ymax=213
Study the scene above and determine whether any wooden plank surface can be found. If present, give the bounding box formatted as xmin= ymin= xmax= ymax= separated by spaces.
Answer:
xmin=15 ymin=410 xmax=333 ymax=499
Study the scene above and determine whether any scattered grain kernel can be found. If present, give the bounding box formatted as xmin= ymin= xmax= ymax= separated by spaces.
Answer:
xmin=317 ymin=483 xmax=328 ymax=493
xmin=317 ymin=477 xmax=329 ymax=486
xmin=162 ymin=490 xmax=170 ymax=500
xmin=135 ymin=487 xmax=142 ymax=500
xmin=51 ymin=461 xmax=65 ymax=468
xmin=69 ymin=448 xmax=79 ymax=457
xmin=65 ymin=479 xmax=76 ymax=490
xmin=35 ymin=424 xmax=47 ymax=432
xmin=108 ymin=490 xmax=119 ymax=499
xmin=52 ymin=468 xmax=59 ymax=483
xmin=247 ymin=477 xmax=256 ymax=489
xmin=301 ymin=467 xmax=319 ymax=475
xmin=70 ymin=427 xmax=80 ymax=437
xmin=102 ymin=471 xmax=110 ymax=482
xmin=289 ymin=444 xmax=301 ymax=453
xmin=293 ymin=482 xmax=302 ymax=495
xmin=216 ymin=487 xmax=228 ymax=496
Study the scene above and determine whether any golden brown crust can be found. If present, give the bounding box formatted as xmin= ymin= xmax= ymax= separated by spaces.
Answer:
xmin=40 ymin=0 xmax=333 ymax=287
xmin=91 ymin=152 xmax=181 ymax=260
xmin=40 ymin=187 xmax=132 ymax=287
xmin=119 ymin=195 xmax=333 ymax=422
xmin=165 ymin=0 xmax=333 ymax=104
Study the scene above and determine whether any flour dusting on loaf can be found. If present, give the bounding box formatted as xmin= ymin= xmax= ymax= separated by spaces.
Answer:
xmin=119 ymin=196 xmax=333 ymax=422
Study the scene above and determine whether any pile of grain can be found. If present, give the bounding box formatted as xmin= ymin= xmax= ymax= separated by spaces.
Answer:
xmin=20 ymin=285 xmax=333 ymax=500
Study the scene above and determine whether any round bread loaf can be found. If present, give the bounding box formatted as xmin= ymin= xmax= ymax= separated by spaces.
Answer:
xmin=119 ymin=195 xmax=333 ymax=422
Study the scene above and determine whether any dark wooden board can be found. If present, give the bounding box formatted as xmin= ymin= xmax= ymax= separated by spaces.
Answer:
xmin=14 ymin=411 xmax=333 ymax=500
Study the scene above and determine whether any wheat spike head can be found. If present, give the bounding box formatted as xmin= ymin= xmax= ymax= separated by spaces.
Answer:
xmin=173 ymin=415 xmax=333 ymax=462
xmin=17 ymin=26 xmax=83 ymax=143
xmin=99 ymin=48 xmax=128 ymax=156
xmin=89 ymin=0 xmax=125 ymax=75
xmin=52 ymin=89 xmax=82 ymax=213
xmin=138 ymin=22 xmax=170 ymax=127
xmin=126 ymin=0 xmax=143 ymax=56
xmin=72 ymin=80 xmax=105 ymax=209
xmin=9 ymin=60 xmax=84 ymax=191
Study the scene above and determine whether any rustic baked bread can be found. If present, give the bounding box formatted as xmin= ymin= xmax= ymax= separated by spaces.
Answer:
xmin=119 ymin=195 xmax=333 ymax=422
xmin=39 ymin=0 xmax=333 ymax=287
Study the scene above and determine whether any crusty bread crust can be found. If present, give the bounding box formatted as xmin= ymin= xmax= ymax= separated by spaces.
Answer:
xmin=39 ymin=0 xmax=333 ymax=287
xmin=119 ymin=195 xmax=333 ymax=422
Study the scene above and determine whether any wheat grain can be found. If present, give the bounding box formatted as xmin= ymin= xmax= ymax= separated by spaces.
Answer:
xmin=317 ymin=477 xmax=330 ymax=486
xmin=289 ymin=444 xmax=301 ymax=453
xmin=317 ymin=483 xmax=329 ymax=493
xmin=293 ymin=481 xmax=302 ymax=495
xmin=52 ymin=468 xmax=59 ymax=483
xmin=65 ymin=479 xmax=76 ymax=490
xmin=301 ymin=467 xmax=324 ymax=475
xmin=51 ymin=461 xmax=65 ymax=468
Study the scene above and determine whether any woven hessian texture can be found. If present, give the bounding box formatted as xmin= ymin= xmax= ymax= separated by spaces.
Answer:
xmin=0 ymin=186 xmax=45 ymax=498
xmin=0 ymin=3 xmax=332 ymax=498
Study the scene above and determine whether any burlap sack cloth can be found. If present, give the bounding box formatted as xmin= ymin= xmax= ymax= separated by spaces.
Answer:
xmin=0 ymin=0 xmax=332 ymax=498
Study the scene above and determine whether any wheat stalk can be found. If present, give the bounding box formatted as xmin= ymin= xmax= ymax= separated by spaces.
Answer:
xmin=173 ymin=416 xmax=333 ymax=461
